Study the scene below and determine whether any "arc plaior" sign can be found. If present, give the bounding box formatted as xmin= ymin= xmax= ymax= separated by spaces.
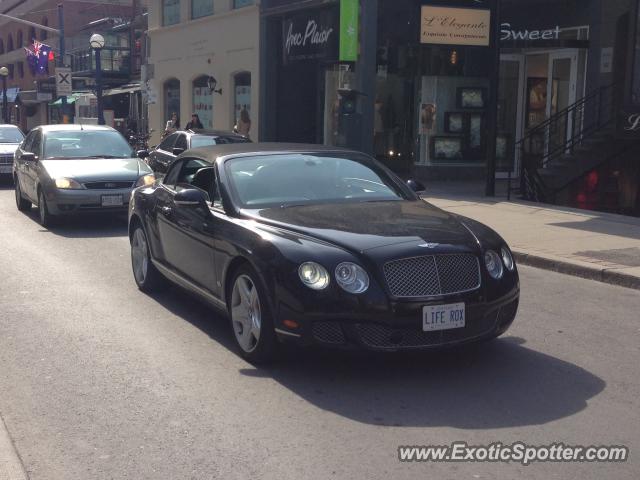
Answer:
xmin=282 ymin=8 xmax=338 ymax=64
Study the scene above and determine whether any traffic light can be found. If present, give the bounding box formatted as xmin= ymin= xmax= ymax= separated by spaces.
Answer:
xmin=338 ymin=88 xmax=358 ymax=115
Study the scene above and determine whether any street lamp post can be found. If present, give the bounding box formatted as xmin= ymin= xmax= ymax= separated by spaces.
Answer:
xmin=90 ymin=33 xmax=106 ymax=125
xmin=0 ymin=66 xmax=9 ymax=124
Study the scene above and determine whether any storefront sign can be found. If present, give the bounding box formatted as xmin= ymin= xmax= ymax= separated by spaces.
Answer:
xmin=283 ymin=9 xmax=338 ymax=64
xmin=420 ymin=6 xmax=491 ymax=47
xmin=339 ymin=0 xmax=359 ymax=62
xmin=500 ymin=23 xmax=560 ymax=42
xmin=623 ymin=113 xmax=640 ymax=131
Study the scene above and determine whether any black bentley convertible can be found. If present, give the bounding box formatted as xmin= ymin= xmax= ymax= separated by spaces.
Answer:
xmin=128 ymin=144 xmax=519 ymax=362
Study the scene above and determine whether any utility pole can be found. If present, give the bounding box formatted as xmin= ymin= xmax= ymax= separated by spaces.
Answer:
xmin=58 ymin=3 xmax=68 ymax=123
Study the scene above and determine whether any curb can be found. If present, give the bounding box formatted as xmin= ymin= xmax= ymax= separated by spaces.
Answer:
xmin=513 ymin=251 xmax=640 ymax=291
xmin=0 ymin=414 xmax=28 ymax=480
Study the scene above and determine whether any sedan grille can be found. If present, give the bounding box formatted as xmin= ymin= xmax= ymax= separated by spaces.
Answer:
xmin=383 ymin=254 xmax=481 ymax=298
xmin=83 ymin=181 xmax=135 ymax=190
xmin=0 ymin=155 xmax=13 ymax=165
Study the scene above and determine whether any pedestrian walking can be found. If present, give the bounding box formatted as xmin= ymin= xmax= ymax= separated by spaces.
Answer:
xmin=235 ymin=108 xmax=251 ymax=137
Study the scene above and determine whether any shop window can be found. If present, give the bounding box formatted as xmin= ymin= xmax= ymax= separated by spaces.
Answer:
xmin=233 ymin=72 xmax=251 ymax=136
xmin=163 ymin=0 xmax=181 ymax=26
xmin=192 ymin=75 xmax=213 ymax=129
xmin=234 ymin=0 xmax=254 ymax=8
xmin=40 ymin=18 xmax=48 ymax=40
xmin=164 ymin=78 xmax=181 ymax=129
xmin=191 ymin=0 xmax=213 ymax=19
xmin=17 ymin=30 xmax=23 ymax=48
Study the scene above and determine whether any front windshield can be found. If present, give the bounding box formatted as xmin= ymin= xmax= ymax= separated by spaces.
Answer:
xmin=225 ymin=153 xmax=407 ymax=208
xmin=0 ymin=127 xmax=24 ymax=144
xmin=191 ymin=135 xmax=250 ymax=149
xmin=43 ymin=130 xmax=134 ymax=159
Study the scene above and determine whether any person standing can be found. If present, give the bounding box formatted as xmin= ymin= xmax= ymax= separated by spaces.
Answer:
xmin=186 ymin=113 xmax=204 ymax=130
xmin=235 ymin=108 xmax=251 ymax=137
xmin=163 ymin=112 xmax=179 ymax=137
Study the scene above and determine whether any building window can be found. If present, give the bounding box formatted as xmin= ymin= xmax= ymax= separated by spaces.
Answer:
xmin=234 ymin=0 xmax=254 ymax=8
xmin=192 ymin=75 xmax=213 ymax=129
xmin=7 ymin=34 xmax=13 ymax=52
xmin=164 ymin=78 xmax=181 ymax=128
xmin=0 ymin=39 xmax=4 ymax=55
xmin=40 ymin=18 xmax=48 ymax=40
xmin=191 ymin=0 xmax=213 ymax=19
xmin=17 ymin=62 xmax=24 ymax=78
xmin=8 ymin=64 xmax=14 ymax=80
xmin=17 ymin=30 xmax=23 ymax=47
xmin=29 ymin=27 xmax=36 ymax=43
xmin=233 ymin=72 xmax=251 ymax=135
xmin=163 ymin=0 xmax=181 ymax=26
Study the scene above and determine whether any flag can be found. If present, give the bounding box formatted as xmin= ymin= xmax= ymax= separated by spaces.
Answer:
xmin=24 ymin=47 xmax=38 ymax=75
xmin=24 ymin=40 xmax=52 ymax=76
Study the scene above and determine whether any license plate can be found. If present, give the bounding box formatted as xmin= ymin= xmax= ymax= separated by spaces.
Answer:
xmin=423 ymin=303 xmax=465 ymax=332
xmin=0 ymin=165 xmax=12 ymax=174
xmin=101 ymin=194 xmax=123 ymax=207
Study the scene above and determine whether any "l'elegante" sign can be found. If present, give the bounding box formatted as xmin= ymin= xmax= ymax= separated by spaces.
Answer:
xmin=421 ymin=6 xmax=491 ymax=47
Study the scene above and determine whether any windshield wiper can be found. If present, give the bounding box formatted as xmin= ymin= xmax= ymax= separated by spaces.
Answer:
xmin=84 ymin=155 xmax=126 ymax=159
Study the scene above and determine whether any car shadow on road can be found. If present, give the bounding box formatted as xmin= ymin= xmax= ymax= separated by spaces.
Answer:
xmin=21 ymin=209 xmax=129 ymax=238
xmin=142 ymin=281 xmax=606 ymax=430
xmin=237 ymin=337 xmax=605 ymax=430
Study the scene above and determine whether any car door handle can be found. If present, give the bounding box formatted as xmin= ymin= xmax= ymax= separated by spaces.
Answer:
xmin=160 ymin=206 xmax=172 ymax=216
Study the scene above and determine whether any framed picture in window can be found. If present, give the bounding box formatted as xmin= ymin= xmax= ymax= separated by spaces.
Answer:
xmin=444 ymin=112 xmax=466 ymax=134
xmin=457 ymin=87 xmax=487 ymax=109
xmin=431 ymin=136 xmax=464 ymax=161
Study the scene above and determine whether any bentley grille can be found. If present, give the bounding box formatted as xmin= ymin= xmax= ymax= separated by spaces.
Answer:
xmin=0 ymin=155 xmax=13 ymax=165
xmin=383 ymin=253 xmax=481 ymax=298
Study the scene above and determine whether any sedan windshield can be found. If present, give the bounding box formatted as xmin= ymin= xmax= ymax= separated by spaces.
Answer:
xmin=191 ymin=135 xmax=250 ymax=149
xmin=0 ymin=127 xmax=24 ymax=144
xmin=43 ymin=130 xmax=134 ymax=159
xmin=225 ymin=154 xmax=408 ymax=208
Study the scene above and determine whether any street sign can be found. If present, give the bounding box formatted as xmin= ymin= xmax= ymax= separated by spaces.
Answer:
xmin=55 ymin=67 xmax=72 ymax=96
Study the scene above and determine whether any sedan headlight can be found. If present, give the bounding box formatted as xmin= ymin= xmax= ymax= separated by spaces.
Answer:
xmin=484 ymin=250 xmax=504 ymax=280
xmin=136 ymin=174 xmax=156 ymax=187
xmin=335 ymin=262 xmax=369 ymax=294
xmin=55 ymin=177 xmax=83 ymax=189
xmin=501 ymin=247 xmax=515 ymax=271
xmin=298 ymin=262 xmax=330 ymax=290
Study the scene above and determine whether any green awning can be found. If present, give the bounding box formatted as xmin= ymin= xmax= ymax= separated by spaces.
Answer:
xmin=49 ymin=93 xmax=82 ymax=106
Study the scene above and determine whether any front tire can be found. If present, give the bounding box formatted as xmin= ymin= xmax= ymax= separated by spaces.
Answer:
xmin=228 ymin=266 xmax=277 ymax=363
xmin=130 ymin=225 xmax=166 ymax=292
xmin=15 ymin=179 xmax=31 ymax=212
xmin=38 ymin=189 xmax=56 ymax=227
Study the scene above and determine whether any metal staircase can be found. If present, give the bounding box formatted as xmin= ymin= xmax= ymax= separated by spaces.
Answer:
xmin=508 ymin=84 xmax=638 ymax=209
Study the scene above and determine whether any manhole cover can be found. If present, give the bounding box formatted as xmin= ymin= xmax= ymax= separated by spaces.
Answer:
xmin=575 ymin=247 xmax=640 ymax=267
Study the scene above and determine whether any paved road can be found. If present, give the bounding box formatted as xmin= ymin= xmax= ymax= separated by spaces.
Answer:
xmin=0 ymin=183 xmax=639 ymax=480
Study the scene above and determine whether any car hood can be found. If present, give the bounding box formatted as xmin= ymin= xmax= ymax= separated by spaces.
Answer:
xmin=40 ymin=158 xmax=145 ymax=182
xmin=245 ymin=200 xmax=479 ymax=252
xmin=0 ymin=143 xmax=20 ymax=155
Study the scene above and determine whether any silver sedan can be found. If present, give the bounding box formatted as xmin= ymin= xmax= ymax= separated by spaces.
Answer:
xmin=13 ymin=124 xmax=154 ymax=227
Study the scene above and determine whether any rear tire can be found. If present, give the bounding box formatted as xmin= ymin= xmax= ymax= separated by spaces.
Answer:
xmin=14 ymin=179 xmax=31 ymax=212
xmin=38 ymin=189 xmax=56 ymax=228
xmin=228 ymin=265 xmax=278 ymax=364
xmin=130 ymin=224 xmax=166 ymax=292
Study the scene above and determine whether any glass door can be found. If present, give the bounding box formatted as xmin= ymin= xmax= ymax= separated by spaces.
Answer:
xmin=497 ymin=54 xmax=525 ymax=177
xmin=545 ymin=51 xmax=578 ymax=158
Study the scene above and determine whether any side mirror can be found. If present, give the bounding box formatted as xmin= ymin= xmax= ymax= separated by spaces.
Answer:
xmin=172 ymin=147 xmax=185 ymax=156
xmin=137 ymin=150 xmax=149 ymax=159
xmin=407 ymin=179 xmax=426 ymax=193
xmin=174 ymin=188 xmax=208 ymax=208
xmin=20 ymin=152 xmax=36 ymax=162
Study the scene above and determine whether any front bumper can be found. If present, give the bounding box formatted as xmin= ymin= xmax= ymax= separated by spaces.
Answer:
xmin=45 ymin=187 xmax=133 ymax=215
xmin=275 ymin=286 xmax=520 ymax=351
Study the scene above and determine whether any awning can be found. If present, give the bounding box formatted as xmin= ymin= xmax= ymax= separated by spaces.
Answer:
xmin=16 ymin=90 xmax=53 ymax=105
xmin=103 ymin=85 xmax=141 ymax=97
xmin=49 ymin=93 xmax=84 ymax=106
xmin=0 ymin=87 xmax=20 ymax=103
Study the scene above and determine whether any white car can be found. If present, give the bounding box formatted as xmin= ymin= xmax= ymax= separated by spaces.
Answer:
xmin=0 ymin=124 xmax=24 ymax=178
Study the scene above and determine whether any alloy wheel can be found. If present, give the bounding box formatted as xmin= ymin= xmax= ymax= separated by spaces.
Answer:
xmin=231 ymin=274 xmax=262 ymax=353
xmin=131 ymin=228 xmax=149 ymax=285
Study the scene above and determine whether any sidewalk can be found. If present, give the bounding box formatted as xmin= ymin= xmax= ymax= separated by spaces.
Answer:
xmin=423 ymin=181 xmax=640 ymax=290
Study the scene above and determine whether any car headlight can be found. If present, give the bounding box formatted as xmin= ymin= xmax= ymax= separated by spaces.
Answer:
xmin=484 ymin=250 xmax=504 ymax=280
xmin=298 ymin=262 xmax=330 ymax=290
xmin=501 ymin=247 xmax=515 ymax=271
xmin=136 ymin=174 xmax=156 ymax=187
xmin=335 ymin=262 xmax=369 ymax=294
xmin=54 ymin=177 xmax=83 ymax=189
